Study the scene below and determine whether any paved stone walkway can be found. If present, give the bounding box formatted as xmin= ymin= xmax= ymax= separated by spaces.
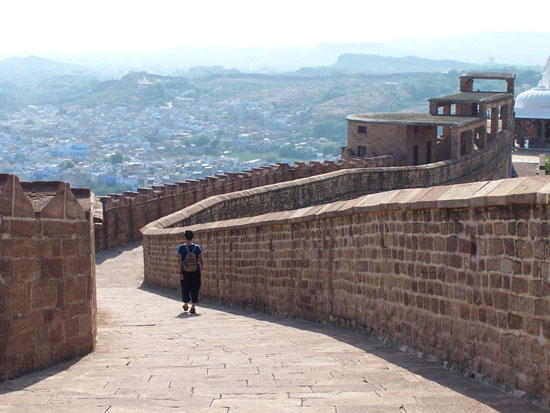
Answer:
xmin=0 ymin=242 xmax=547 ymax=412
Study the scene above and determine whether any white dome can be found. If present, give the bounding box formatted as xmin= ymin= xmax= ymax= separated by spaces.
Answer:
xmin=515 ymin=55 xmax=550 ymax=119
xmin=516 ymin=86 xmax=550 ymax=109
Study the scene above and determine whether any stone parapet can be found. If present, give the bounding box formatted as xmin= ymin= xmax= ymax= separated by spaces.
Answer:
xmin=141 ymin=132 xmax=511 ymax=237
xmin=0 ymin=174 xmax=96 ymax=381
xmin=142 ymin=175 xmax=550 ymax=405
xmin=95 ymin=156 xmax=395 ymax=251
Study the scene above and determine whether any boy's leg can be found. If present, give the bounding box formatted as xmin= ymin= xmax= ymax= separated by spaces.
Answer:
xmin=181 ymin=279 xmax=191 ymax=310
xmin=190 ymin=278 xmax=201 ymax=311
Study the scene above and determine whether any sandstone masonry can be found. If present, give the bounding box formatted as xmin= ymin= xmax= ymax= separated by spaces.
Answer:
xmin=0 ymin=174 xmax=96 ymax=380
xmin=142 ymin=176 xmax=550 ymax=405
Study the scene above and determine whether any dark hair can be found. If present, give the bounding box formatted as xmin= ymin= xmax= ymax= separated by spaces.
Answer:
xmin=184 ymin=230 xmax=194 ymax=240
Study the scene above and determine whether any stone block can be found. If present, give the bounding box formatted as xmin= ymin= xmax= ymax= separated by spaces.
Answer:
xmin=41 ymin=257 xmax=63 ymax=279
xmin=63 ymin=255 xmax=91 ymax=278
xmin=7 ymin=219 xmax=41 ymax=238
xmin=32 ymin=281 xmax=57 ymax=309
xmin=62 ymin=277 xmax=88 ymax=305
xmin=42 ymin=220 xmax=69 ymax=237
xmin=0 ymin=238 xmax=42 ymax=259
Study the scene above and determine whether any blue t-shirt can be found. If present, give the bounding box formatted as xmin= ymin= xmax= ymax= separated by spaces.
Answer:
xmin=178 ymin=243 xmax=202 ymax=273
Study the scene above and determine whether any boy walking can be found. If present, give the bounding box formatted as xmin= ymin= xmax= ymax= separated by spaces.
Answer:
xmin=177 ymin=230 xmax=204 ymax=314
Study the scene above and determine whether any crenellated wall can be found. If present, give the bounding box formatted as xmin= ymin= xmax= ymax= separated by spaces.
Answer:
xmin=0 ymin=174 xmax=96 ymax=381
xmin=142 ymin=176 xmax=550 ymax=405
xmin=141 ymin=130 xmax=511 ymax=241
xmin=95 ymin=156 xmax=395 ymax=251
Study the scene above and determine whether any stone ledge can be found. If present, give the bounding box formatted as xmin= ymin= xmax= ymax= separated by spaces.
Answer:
xmin=175 ymin=176 xmax=550 ymax=234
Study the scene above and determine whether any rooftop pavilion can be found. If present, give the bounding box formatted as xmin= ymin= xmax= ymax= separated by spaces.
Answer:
xmin=343 ymin=72 xmax=515 ymax=166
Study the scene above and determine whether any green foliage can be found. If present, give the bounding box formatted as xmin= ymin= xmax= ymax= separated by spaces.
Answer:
xmin=90 ymin=184 xmax=127 ymax=196
xmin=106 ymin=152 xmax=123 ymax=164
xmin=312 ymin=121 xmax=346 ymax=141
xmin=208 ymin=137 xmax=221 ymax=155
xmin=278 ymin=145 xmax=309 ymax=160
xmin=192 ymin=134 xmax=211 ymax=147
xmin=60 ymin=160 xmax=75 ymax=170
xmin=320 ymin=143 xmax=341 ymax=156
xmin=545 ymin=158 xmax=550 ymax=175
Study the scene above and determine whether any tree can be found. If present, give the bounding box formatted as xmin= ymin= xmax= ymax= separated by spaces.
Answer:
xmin=191 ymin=134 xmax=211 ymax=147
xmin=320 ymin=143 xmax=340 ymax=156
xmin=312 ymin=121 xmax=346 ymax=141
xmin=60 ymin=160 xmax=75 ymax=170
xmin=208 ymin=137 xmax=221 ymax=155
xmin=107 ymin=153 xmax=123 ymax=164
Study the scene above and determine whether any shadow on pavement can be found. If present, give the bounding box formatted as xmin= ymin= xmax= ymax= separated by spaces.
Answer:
xmin=141 ymin=282 xmax=548 ymax=413
xmin=0 ymin=356 xmax=86 ymax=395
xmin=95 ymin=240 xmax=143 ymax=265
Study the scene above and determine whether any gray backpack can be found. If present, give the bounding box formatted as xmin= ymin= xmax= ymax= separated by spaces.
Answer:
xmin=182 ymin=244 xmax=198 ymax=272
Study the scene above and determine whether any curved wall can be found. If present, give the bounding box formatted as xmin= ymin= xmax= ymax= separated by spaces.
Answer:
xmin=95 ymin=156 xmax=394 ymax=251
xmin=143 ymin=176 xmax=550 ymax=405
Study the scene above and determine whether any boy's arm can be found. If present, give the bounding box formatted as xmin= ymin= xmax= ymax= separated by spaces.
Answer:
xmin=198 ymin=253 xmax=204 ymax=269
xmin=178 ymin=252 xmax=184 ymax=280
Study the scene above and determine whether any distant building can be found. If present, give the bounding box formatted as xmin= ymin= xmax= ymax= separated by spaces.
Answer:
xmin=343 ymin=72 xmax=515 ymax=166
xmin=514 ymin=55 xmax=550 ymax=149
xmin=57 ymin=142 xmax=89 ymax=161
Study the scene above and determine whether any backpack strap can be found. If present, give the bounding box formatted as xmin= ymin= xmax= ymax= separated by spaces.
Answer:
xmin=184 ymin=244 xmax=195 ymax=254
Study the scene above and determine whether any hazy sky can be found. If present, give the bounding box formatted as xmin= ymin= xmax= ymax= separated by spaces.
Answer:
xmin=2 ymin=0 xmax=549 ymax=55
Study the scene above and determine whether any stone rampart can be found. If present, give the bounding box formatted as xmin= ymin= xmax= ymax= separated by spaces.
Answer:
xmin=95 ymin=156 xmax=395 ymax=251
xmin=141 ymin=130 xmax=510 ymax=239
xmin=0 ymin=174 xmax=96 ymax=381
xmin=102 ymin=128 xmax=511 ymax=253
xmin=143 ymin=175 xmax=550 ymax=405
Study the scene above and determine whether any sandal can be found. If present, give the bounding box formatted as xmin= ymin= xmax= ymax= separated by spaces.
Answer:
xmin=189 ymin=307 xmax=196 ymax=314
xmin=183 ymin=303 xmax=189 ymax=311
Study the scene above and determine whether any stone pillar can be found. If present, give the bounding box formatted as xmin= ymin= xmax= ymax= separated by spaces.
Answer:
xmin=507 ymin=79 xmax=515 ymax=93
xmin=478 ymin=127 xmax=487 ymax=149
xmin=500 ymin=103 xmax=514 ymax=131
xmin=544 ymin=120 xmax=550 ymax=149
xmin=491 ymin=107 xmax=499 ymax=139
xmin=465 ymin=130 xmax=474 ymax=154
xmin=442 ymin=104 xmax=451 ymax=138
xmin=460 ymin=78 xmax=473 ymax=92
xmin=429 ymin=101 xmax=439 ymax=115
xmin=450 ymin=128 xmax=461 ymax=159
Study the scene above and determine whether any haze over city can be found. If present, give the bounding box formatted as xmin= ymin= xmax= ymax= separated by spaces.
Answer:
xmin=2 ymin=0 xmax=550 ymax=70
xmin=1 ymin=0 xmax=549 ymax=195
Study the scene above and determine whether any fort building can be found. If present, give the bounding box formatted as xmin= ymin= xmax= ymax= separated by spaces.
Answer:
xmin=343 ymin=72 xmax=515 ymax=166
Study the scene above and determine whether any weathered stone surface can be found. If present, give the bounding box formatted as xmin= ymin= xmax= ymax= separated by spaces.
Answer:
xmin=142 ymin=176 xmax=550 ymax=405
xmin=1 ymin=243 xmax=543 ymax=412
xmin=0 ymin=175 xmax=96 ymax=382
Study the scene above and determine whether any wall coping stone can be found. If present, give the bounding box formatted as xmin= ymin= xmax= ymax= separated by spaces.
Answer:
xmin=166 ymin=176 xmax=550 ymax=234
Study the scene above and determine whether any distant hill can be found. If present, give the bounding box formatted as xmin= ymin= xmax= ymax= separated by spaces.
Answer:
xmin=67 ymin=71 xmax=193 ymax=108
xmin=291 ymin=54 xmax=487 ymax=77
xmin=331 ymin=54 xmax=484 ymax=74
xmin=182 ymin=65 xmax=243 ymax=79
xmin=0 ymin=55 xmax=541 ymax=116
xmin=0 ymin=56 xmax=98 ymax=110
xmin=0 ymin=56 xmax=93 ymax=88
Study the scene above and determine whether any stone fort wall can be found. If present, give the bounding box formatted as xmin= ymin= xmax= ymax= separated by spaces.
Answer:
xmin=0 ymin=175 xmax=96 ymax=381
xmin=99 ymin=129 xmax=510 ymax=252
xmin=94 ymin=155 xmax=395 ymax=252
xmin=142 ymin=176 xmax=550 ymax=405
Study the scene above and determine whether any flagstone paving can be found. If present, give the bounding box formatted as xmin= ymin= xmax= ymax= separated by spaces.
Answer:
xmin=0 ymin=241 xmax=547 ymax=412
